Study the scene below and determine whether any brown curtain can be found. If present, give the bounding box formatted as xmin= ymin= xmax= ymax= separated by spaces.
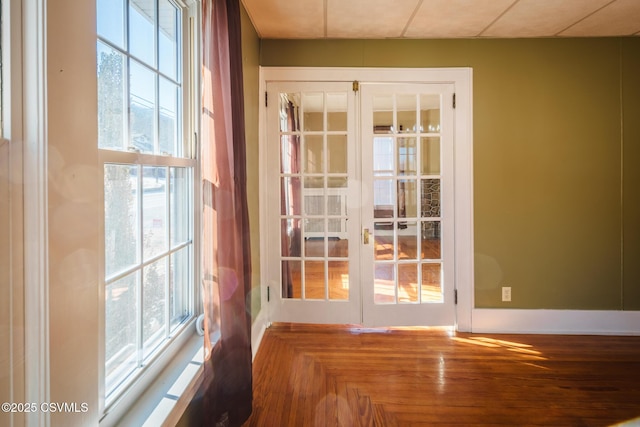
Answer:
xmin=201 ymin=0 xmax=252 ymax=425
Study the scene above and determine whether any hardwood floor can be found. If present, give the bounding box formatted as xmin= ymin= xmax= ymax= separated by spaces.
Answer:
xmin=243 ymin=323 xmax=640 ymax=426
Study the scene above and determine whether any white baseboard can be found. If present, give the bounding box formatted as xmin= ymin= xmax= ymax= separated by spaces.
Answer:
xmin=251 ymin=309 xmax=268 ymax=360
xmin=471 ymin=309 xmax=640 ymax=336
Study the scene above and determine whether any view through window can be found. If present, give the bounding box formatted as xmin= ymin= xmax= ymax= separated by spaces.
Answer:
xmin=97 ymin=0 xmax=195 ymax=403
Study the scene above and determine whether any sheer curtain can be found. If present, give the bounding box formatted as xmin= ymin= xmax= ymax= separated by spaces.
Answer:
xmin=201 ymin=0 xmax=252 ymax=425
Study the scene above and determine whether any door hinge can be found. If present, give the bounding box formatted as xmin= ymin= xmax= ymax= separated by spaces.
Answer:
xmin=265 ymin=91 xmax=268 ymax=107
xmin=454 ymin=289 xmax=458 ymax=305
xmin=353 ymin=81 xmax=359 ymax=92
xmin=267 ymin=285 xmax=270 ymax=302
xmin=453 ymin=93 xmax=456 ymax=109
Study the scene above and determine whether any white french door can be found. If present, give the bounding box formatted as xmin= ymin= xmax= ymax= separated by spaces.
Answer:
xmin=263 ymin=69 xmax=470 ymax=328
xmin=265 ymin=81 xmax=362 ymax=324
xmin=360 ymin=83 xmax=455 ymax=327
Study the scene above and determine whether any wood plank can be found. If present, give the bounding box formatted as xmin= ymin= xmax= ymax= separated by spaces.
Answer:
xmin=243 ymin=323 xmax=640 ymax=426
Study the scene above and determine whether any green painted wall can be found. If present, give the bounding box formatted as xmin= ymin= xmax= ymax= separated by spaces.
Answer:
xmin=622 ymin=38 xmax=640 ymax=310
xmin=241 ymin=4 xmax=262 ymax=319
xmin=259 ymin=38 xmax=640 ymax=310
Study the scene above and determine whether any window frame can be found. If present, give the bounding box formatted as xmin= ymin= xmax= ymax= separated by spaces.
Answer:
xmin=97 ymin=0 xmax=201 ymax=419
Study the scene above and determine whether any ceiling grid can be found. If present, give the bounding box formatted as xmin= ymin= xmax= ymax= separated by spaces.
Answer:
xmin=241 ymin=0 xmax=640 ymax=39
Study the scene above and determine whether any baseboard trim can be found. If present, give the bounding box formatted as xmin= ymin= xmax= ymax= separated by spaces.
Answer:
xmin=251 ymin=309 xmax=268 ymax=360
xmin=471 ymin=309 xmax=640 ymax=335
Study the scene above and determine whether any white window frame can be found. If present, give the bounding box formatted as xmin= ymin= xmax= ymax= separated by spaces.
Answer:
xmin=97 ymin=0 xmax=201 ymax=422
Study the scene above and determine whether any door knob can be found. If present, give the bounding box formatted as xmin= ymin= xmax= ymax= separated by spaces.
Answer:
xmin=363 ymin=228 xmax=370 ymax=245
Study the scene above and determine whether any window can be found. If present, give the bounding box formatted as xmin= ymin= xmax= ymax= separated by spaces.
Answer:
xmin=97 ymin=0 xmax=196 ymax=406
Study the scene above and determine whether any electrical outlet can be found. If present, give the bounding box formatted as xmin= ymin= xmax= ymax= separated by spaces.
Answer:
xmin=502 ymin=286 xmax=512 ymax=302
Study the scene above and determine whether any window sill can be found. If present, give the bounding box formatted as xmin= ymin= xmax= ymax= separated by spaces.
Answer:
xmin=100 ymin=325 xmax=206 ymax=427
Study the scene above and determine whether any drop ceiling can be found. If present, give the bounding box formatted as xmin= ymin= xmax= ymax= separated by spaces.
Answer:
xmin=241 ymin=0 xmax=640 ymax=39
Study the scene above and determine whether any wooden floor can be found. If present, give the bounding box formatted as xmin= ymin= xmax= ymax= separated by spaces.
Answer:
xmin=243 ymin=323 xmax=640 ymax=426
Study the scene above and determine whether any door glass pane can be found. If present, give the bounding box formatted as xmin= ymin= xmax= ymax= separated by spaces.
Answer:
xmin=129 ymin=0 xmax=156 ymax=67
xmin=97 ymin=42 xmax=126 ymax=151
xmin=104 ymin=164 xmax=138 ymax=277
xmin=374 ymin=232 xmax=393 ymax=260
xmin=305 ymin=261 xmax=325 ymax=299
xmin=398 ymin=222 xmax=418 ymax=260
xmin=278 ymin=87 xmax=351 ymax=303
xmin=373 ymin=137 xmax=394 ymax=176
xmin=304 ymin=194 xmax=324 ymax=216
xmin=421 ymin=179 xmax=441 ymax=217
xmin=281 ymin=218 xmax=301 ymax=257
xmin=421 ymin=221 xmax=441 ymax=260
xmin=143 ymin=257 xmax=166 ymax=356
xmin=143 ymin=166 xmax=167 ymax=260
xmin=373 ymin=95 xmax=393 ymax=133
xmin=304 ymin=135 xmax=324 ymax=173
xmin=374 ymin=263 xmax=395 ymax=304
xmin=280 ymin=135 xmax=301 ymax=174
xmin=397 ymin=137 xmax=417 ymax=175
xmin=303 ymin=93 xmax=324 ymax=131
xmin=422 ymin=263 xmax=443 ymax=303
xmin=397 ymin=94 xmax=416 ymax=133
xmin=421 ymin=137 xmax=440 ymax=175
xmin=420 ymin=94 xmax=440 ymax=133
xmin=328 ymin=176 xmax=348 ymax=189
xmin=328 ymin=261 xmax=348 ymax=300
xmin=398 ymin=179 xmax=417 ymax=218
xmin=327 ymin=135 xmax=347 ymax=174
xmin=328 ymin=236 xmax=347 ymax=258
xmin=280 ymin=177 xmax=301 ymax=216
xmin=398 ymin=263 xmax=418 ymax=302
xmin=374 ymin=179 xmax=394 ymax=218
xmin=327 ymin=92 xmax=347 ymax=131
xmin=304 ymin=220 xmax=324 ymax=256
xmin=279 ymin=93 xmax=300 ymax=132
xmin=327 ymin=196 xmax=342 ymax=216
xmin=105 ymin=272 xmax=138 ymax=392
xmin=282 ymin=260 xmax=302 ymax=298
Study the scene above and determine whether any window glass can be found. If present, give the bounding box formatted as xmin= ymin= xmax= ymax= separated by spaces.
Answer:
xmin=158 ymin=0 xmax=178 ymax=79
xmin=98 ymin=0 xmax=193 ymax=405
xmin=97 ymin=42 xmax=126 ymax=150
xmin=97 ymin=0 xmax=125 ymax=48
xmin=129 ymin=0 xmax=156 ymax=67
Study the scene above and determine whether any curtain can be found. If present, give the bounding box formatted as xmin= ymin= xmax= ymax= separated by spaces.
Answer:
xmin=201 ymin=0 xmax=252 ymax=425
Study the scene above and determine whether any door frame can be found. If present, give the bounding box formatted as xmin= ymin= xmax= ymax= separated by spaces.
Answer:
xmin=259 ymin=67 xmax=474 ymax=331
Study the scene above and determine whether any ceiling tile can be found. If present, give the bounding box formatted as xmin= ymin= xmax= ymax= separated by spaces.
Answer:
xmin=560 ymin=0 xmax=640 ymax=36
xmin=242 ymin=0 xmax=325 ymax=38
xmin=482 ymin=0 xmax=611 ymax=37
xmin=404 ymin=0 xmax=515 ymax=38
xmin=326 ymin=0 xmax=420 ymax=38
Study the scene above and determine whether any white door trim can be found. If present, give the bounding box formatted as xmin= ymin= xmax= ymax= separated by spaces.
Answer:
xmin=259 ymin=67 xmax=474 ymax=331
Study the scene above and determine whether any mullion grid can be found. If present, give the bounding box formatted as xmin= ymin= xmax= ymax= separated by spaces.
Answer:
xmin=101 ymin=0 xmax=189 ymax=401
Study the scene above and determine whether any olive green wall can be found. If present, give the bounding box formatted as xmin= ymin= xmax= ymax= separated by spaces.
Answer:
xmin=621 ymin=38 xmax=640 ymax=310
xmin=241 ymin=4 xmax=262 ymax=319
xmin=259 ymin=38 xmax=640 ymax=310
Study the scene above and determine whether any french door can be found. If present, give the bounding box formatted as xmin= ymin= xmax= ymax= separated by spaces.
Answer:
xmin=264 ymin=75 xmax=459 ymax=327
xmin=360 ymin=83 xmax=455 ymax=327
xmin=265 ymin=82 xmax=362 ymax=324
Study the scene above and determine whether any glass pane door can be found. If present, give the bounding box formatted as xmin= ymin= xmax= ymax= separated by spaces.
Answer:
xmin=361 ymin=83 xmax=455 ymax=327
xmin=266 ymin=81 xmax=360 ymax=324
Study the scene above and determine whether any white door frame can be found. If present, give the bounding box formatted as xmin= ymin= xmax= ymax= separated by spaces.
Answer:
xmin=259 ymin=67 xmax=474 ymax=331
